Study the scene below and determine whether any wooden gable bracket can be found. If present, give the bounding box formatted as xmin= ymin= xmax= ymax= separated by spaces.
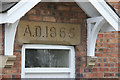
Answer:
xmin=0 ymin=20 xmax=20 ymax=68
xmin=87 ymin=16 xmax=106 ymax=68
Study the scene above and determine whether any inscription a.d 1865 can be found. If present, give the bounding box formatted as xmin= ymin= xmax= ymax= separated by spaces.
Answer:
xmin=17 ymin=21 xmax=81 ymax=45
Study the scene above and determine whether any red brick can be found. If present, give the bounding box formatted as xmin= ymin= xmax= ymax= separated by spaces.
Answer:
xmin=2 ymin=75 xmax=12 ymax=78
xmin=27 ymin=9 xmax=36 ymax=14
xmin=57 ymin=17 xmax=69 ymax=23
xmin=13 ymin=75 xmax=21 ymax=78
xmin=98 ymin=34 xmax=103 ymax=38
xmin=109 ymin=68 xmax=118 ymax=72
xmin=104 ymin=34 xmax=115 ymax=38
xmin=13 ymin=61 xmax=21 ymax=67
xmin=70 ymin=19 xmax=83 ymax=24
xmin=36 ymin=3 xmax=48 ymax=9
xmin=16 ymin=56 xmax=21 ymax=61
xmin=105 ymin=44 xmax=116 ymax=48
xmin=40 ymin=10 xmax=50 ymax=15
xmin=99 ymin=68 xmax=109 ymax=72
xmin=88 ymin=73 xmax=103 ymax=78
xmin=17 ymin=69 xmax=21 ymax=74
xmin=103 ymin=48 xmax=111 ymax=53
xmin=109 ymin=58 xmax=118 ymax=62
xmin=79 ymin=68 xmax=84 ymax=73
xmin=71 ymin=7 xmax=83 ymax=12
xmin=109 ymin=39 xmax=118 ymax=43
xmin=13 ymin=52 xmax=21 ymax=56
xmin=43 ymin=16 xmax=56 ymax=22
xmin=64 ymin=12 xmax=73 ymax=17
xmin=78 ymin=13 xmax=86 ymax=18
xmin=95 ymin=54 xmax=103 ymax=57
xmin=114 ymin=53 xmax=118 ymax=57
xmin=95 ymin=63 xmax=103 ymax=67
xmin=92 ymin=68 xmax=98 ymax=72
xmin=96 ymin=43 xmax=104 ymax=47
xmin=2 ymin=69 xmax=17 ymax=74
xmin=29 ymin=15 xmax=42 ymax=21
xmin=57 ymin=5 xmax=70 ymax=11
xmin=104 ymin=73 xmax=114 ymax=77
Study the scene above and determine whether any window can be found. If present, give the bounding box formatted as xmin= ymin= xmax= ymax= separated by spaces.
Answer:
xmin=21 ymin=44 xmax=75 ymax=78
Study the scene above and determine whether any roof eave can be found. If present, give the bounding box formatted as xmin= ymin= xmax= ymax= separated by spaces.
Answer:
xmin=89 ymin=0 xmax=119 ymax=31
xmin=0 ymin=0 xmax=119 ymax=31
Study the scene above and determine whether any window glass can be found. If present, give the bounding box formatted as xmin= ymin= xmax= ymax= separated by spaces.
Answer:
xmin=25 ymin=49 xmax=69 ymax=68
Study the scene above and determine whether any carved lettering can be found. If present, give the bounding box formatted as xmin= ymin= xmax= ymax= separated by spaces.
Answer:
xmin=50 ymin=27 xmax=56 ymax=38
xmin=24 ymin=25 xmax=32 ymax=37
xmin=35 ymin=26 xmax=41 ymax=37
xmin=18 ymin=21 xmax=81 ymax=45
xmin=69 ymin=28 xmax=75 ymax=38
xmin=60 ymin=28 xmax=66 ymax=38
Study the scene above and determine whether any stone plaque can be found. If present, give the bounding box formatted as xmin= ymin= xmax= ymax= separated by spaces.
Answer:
xmin=17 ymin=21 xmax=81 ymax=45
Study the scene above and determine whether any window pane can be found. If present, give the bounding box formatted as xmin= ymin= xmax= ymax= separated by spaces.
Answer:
xmin=25 ymin=49 xmax=69 ymax=68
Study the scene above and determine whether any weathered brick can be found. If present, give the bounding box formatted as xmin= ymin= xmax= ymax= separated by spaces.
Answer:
xmin=99 ymin=68 xmax=109 ymax=72
xmin=27 ymin=9 xmax=36 ymax=14
xmin=77 ymin=13 xmax=86 ymax=18
xmin=104 ymin=73 xmax=114 ymax=77
xmin=12 ymin=75 xmax=21 ymax=78
xmin=109 ymin=68 xmax=118 ymax=72
xmin=88 ymin=73 xmax=103 ymax=78
xmin=2 ymin=75 xmax=12 ymax=78
xmin=98 ymin=34 xmax=103 ymax=38
xmin=13 ymin=61 xmax=21 ymax=68
xmin=104 ymin=34 xmax=115 ymax=38
xmin=57 ymin=5 xmax=70 ymax=11
xmin=40 ymin=10 xmax=50 ymax=15
xmin=2 ymin=69 xmax=17 ymax=74
xmin=109 ymin=39 xmax=118 ymax=43
xmin=57 ymin=17 xmax=69 ymax=23
xmin=29 ymin=15 xmax=42 ymax=21
xmin=70 ymin=19 xmax=83 ymax=24
xmin=43 ymin=16 xmax=56 ymax=22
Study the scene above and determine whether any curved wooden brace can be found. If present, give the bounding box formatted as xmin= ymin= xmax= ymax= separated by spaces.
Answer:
xmin=4 ymin=20 xmax=19 ymax=55
xmin=87 ymin=16 xmax=106 ymax=57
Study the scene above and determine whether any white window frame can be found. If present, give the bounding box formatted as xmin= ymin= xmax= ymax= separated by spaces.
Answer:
xmin=21 ymin=44 xmax=75 ymax=78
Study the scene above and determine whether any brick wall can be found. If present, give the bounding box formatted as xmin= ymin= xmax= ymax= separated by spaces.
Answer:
xmin=82 ymin=32 xmax=118 ymax=78
xmin=2 ymin=2 xmax=87 ymax=78
xmin=1 ymin=2 xmax=119 ymax=79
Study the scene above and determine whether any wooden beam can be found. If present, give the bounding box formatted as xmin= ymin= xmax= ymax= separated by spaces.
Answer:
xmin=0 ymin=0 xmax=20 ymax=2
xmin=4 ymin=20 xmax=19 ymax=55
xmin=87 ymin=16 xmax=106 ymax=68
xmin=87 ymin=16 xmax=106 ymax=57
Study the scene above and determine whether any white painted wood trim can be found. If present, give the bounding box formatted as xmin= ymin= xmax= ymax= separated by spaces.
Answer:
xmin=0 ymin=0 xmax=41 ymax=24
xmin=87 ymin=16 xmax=106 ymax=57
xmin=25 ymin=68 xmax=71 ymax=73
xmin=0 ymin=0 xmax=119 ymax=32
xmin=89 ymin=0 xmax=119 ymax=31
xmin=21 ymin=44 xmax=75 ymax=78
xmin=4 ymin=20 xmax=19 ymax=55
